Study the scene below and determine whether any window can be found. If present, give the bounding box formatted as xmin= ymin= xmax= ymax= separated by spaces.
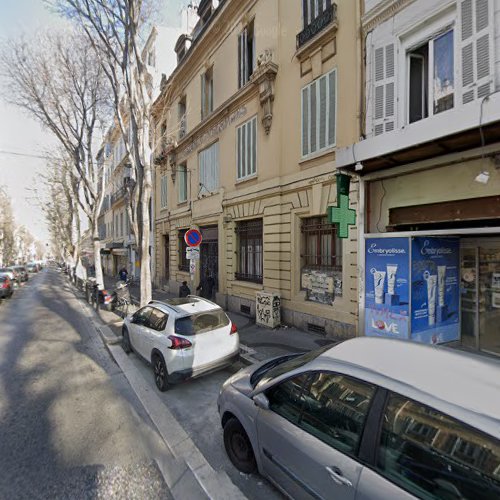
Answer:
xmin=377 ymin=393 xmax=500 ymax=499
xmin=132 ymin=306 xmax=153 ymax=326
xmin=201 ymin=66 xmax=214 ymax=119
xmin=301 ymin=69 xmax=336 ymax=157
xmin=238 ymin=19 xmax=255 ymax=88
xmin=302 ymin=217 xmax=342 ymax=270
xmin=160 ymin=174 xmax=168 ymax=209
xmin=302 ymin=0 xmax=332 ymax=27
xmin=235 ymin=219 xmax=263 ymax=283
xmin=148 ymin=308 xmax=168 ymax=332
xmin=300 ymin=373 xmax=375 ymax=454
xmin=408 ymin=29 xmax=455 ymax=124
xmin=175 ymin=310 xmax=230 ymax=335
xmin=178 ymin=229 xmax=189 ymax=272
xmin=267 ymin=373 xmax=312 ymax=424
xmin=237 ymin=116 xmax=257 ymax=180
xmin=199 ymin=142 xmax=219 ymax=194
xmin=121 ymin=212 xmax=124 ymax=236
xmin=178 ymin=163 xmax=187 ymax=203
xmin=178 ymin=96 xmax=187 ymax=139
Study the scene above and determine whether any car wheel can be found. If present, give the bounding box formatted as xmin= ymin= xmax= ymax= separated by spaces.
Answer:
xmin=152 ymin=353 xmax=169 ymax=392
xmin=223 ymin=418 xmax=257 ymax=474
xmin=122 ymin=327 xmax=132 ymax=354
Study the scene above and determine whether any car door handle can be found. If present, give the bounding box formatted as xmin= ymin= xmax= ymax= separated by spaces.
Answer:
xmin=325 ymin=466 xmax=353 ymax=487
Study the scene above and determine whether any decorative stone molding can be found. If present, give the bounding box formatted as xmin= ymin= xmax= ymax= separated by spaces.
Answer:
xmin=362 ymin=0 xmax=417 ymax=34
xmin=252 ymin=53 xmax=278 ymax=135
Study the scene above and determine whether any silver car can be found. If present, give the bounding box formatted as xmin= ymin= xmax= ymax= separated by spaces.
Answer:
xmin=218 ymin=338 xmax=500 ymax=499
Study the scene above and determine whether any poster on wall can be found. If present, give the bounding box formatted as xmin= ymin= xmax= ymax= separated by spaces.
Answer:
xmin=365 ymin=238 xmax=410 ymax=339
xmin=411 ymin=237 xmax=460 ymax=344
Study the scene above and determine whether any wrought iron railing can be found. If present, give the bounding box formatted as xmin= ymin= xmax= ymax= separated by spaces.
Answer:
xmin=111 ymin=187 xmax=126 ymax=205
xmin=296 ymin=4 xmax=337 ymax=49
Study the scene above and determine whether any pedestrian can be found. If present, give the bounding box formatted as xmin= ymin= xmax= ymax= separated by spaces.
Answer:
xmin=196 ymin=271 xmax=215 ymax=300
xmin=179 ymin=280 xmax=191 ymax=298
xmin=118 ymin=267 xmax=128 ymax=282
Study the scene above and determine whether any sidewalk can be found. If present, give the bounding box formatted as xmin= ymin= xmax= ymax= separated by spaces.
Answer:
xmin=100 ymin=275 xmax=334 ymax=361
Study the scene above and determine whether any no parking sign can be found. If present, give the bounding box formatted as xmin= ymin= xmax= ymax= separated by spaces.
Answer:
xmin=184 ymin=229 xmax=202 ymax=247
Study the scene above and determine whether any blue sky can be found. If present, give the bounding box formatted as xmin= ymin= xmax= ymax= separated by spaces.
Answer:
xmin=0 ymin=0 xmax=186 ymax=243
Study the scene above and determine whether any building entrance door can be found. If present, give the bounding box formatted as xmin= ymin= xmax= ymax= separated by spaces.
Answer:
xmin=200 ymin=226 xmax=218 ymax=300
xmin=461 ymin=238 xmax=500 ymax=355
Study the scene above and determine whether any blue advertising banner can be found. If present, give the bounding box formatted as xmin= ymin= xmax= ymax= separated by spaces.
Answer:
xmin=365 ymin=238 xmax=410 ymax=339
xmin=411 ymin=237 xmax=460 ymax=344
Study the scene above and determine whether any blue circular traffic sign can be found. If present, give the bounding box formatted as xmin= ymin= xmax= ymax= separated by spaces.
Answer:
xmin=184 ymin=229 xmax=202 ymax=247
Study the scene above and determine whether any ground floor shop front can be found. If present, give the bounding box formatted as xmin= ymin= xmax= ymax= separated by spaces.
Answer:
xmin=358 ymin=151 xmax=500 ymax=356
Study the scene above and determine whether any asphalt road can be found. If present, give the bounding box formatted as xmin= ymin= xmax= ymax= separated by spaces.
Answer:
xmin=0 ymin=269 xmax=179 ymax=499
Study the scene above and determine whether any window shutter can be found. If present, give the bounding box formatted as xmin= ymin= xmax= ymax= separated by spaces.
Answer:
xmin=328 ymin=69 xmax=336 ymax=146
xmin=373 ymin=43 xmax=396 ymax=136
xmin=201 ymin=73 xmax=206 ymax=119
xmin=460 ymin=0 xmax=492 ymax=104
xmin=238 ymin=33 xmax=242 ymax=87
xmin=319 ymin=75 xmax=327 ymax=150
xmin=302 ymin=0 xmax=308 ymax=28
xmin=302 ymin=87 xmax=310 ymax=156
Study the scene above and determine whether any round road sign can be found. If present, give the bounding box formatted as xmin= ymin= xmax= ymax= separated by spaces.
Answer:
xmin=184 ymin=229 xmax=202 ymax=247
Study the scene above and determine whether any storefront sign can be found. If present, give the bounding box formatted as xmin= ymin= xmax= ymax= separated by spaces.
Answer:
xmin=365 ymin=238 xmax=410 ymax=339
xmin=327 ymin=173 xmax=356 ymax=239
xmin=410 ymin=237 xmax=460 ymax=344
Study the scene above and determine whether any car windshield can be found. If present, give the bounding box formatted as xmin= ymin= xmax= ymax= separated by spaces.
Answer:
xmin=255 ymin=344 xmax=334 ymax=389
xmin=175 ymin=310 xmax=229 ymax=336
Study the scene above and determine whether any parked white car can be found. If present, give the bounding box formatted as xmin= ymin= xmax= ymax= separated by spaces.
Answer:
xmin=122 ymin=296 xmax=239 ymax=391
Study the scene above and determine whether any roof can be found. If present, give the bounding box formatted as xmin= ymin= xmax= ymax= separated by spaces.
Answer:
xmin=148 ymin=296 xmax=222 ymax=316
xmin=320 ymin=338 xmax=500 ymax=436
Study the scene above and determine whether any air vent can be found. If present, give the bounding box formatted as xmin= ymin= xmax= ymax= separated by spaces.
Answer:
xmin=308 ymin=323 xmax=326 ymax=335
xmin=240 ymin=304 xmax=251 ymax=315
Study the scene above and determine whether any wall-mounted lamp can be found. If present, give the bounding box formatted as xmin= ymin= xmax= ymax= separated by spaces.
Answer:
xmin=354 ymin=162 xmax=364 ymax=172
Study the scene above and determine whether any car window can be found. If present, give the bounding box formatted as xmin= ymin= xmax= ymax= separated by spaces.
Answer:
xmin=174 ymin=310 xmax=229 ymax=335
xmin=148 ymin=308 xmax=168 ymax=332
xmin=298 ymin=372 xmax=375 ymax=455
xmin=266 ymin=373 xmax=313 ymax=424
xmin=377 ymin=393 xmax=500 ymax=500
xmin=133 ymin=306 xmax=153 ymax=326
xmin=255 ymin=344 xmax=333 ymax=389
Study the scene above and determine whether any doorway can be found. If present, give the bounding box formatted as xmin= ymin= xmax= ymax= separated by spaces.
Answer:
xmin=200 ymin=226 xmax=218 ymax=300
xmin=163 ymin=235 xmax=170 ymax=284
xmin=461 ymin=238 xmax=500 ymax=355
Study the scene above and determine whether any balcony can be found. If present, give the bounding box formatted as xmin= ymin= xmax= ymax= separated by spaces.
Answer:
xmin=111 ymin=187 xmax=126 ymax=206
xmin=296 ymin=4 xmax=337 ymax=49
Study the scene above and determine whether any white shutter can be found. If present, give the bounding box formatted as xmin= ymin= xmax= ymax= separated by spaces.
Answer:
xmin=373 ymin=43 xmax=396 ymax=136
xmin=460 ymin=0 xmax=493 ymax=104
xmin=199 ymin=142 xmax=219 ymax=192
xmin=302 ymin=87 xmax=309 ymax=156
xmin=328 ymin=69 xmax=336 ymax=146
xmin=238 ymin=29 xmax=248 ymax=87
xmin=201 ymin=73 xmax=206 ymax=119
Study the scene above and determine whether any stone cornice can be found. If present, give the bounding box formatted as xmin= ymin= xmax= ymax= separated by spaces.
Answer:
xmin=362 ymin=0 xmax=417 ymax=34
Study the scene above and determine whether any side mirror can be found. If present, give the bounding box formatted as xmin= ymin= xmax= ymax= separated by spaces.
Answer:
xmin=253 ymin=393 xmax=269 ymax=410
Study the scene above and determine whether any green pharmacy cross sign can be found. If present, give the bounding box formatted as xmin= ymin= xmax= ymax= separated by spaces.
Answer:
xmin=328 ymin=173 xmax=356 ymax=239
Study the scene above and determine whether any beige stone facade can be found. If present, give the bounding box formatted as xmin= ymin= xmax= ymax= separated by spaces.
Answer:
xmin=152 ymin=0 xmax=362 ymax=339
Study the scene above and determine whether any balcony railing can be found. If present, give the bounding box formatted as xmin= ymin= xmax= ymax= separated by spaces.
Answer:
xmin=111 ymin=187 xmax=126 ymax=205
xmin=296 ymin=3 xmax=337 ymax=49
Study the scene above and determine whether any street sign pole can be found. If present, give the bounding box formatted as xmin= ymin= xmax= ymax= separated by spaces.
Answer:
xmin=185 ymin=229 xmax=202 ymax=296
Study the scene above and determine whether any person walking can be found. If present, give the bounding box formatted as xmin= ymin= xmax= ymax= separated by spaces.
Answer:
xmin=196 ymin=271 xmax=215 ymax=300
xmin=179 ymin=281 xmax=191 ymax=298
xmin=118 ymin=267 xmax=128 ymax=282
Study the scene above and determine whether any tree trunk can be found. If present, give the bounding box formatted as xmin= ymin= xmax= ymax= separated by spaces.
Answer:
xmin=139 ymin=182 xmax=152 ymax=306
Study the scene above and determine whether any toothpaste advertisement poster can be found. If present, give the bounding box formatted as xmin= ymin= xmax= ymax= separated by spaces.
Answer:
xmin=410 ymin=237 xmax=460 ymax=344
xmin=365 ymin=238 xmax=410 ymax=339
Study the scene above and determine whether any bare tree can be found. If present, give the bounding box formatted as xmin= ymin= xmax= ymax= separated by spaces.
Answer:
xmin=54 ymin=0 xmax=162 ymax=305
xmin=1 ymin=30 xmax=111 ymax=288
xmin=0 ymin=186 xmax=16 ymax=265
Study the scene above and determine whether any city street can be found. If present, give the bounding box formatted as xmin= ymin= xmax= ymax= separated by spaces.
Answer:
xmin=0 ymin=269 xmax=201 ymax=499
xmin=0 ymin=268 xmax=282 ymax=499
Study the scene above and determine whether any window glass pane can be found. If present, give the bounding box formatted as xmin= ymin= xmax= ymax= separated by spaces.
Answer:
xmin=433 ymin=30 xmax=454 ymax=114
xmin=133 ymin=306 xmax=153 ymax=326
xmin=237 ymin=127 xmax=242 ymax=178
xmin=149 ymin=308 xmax=168 ymax=331
xmin=408 ymin=44 xmax=428 ymax=123
xmin=378 ymin=394 xmax=500 ymax=500
xmin=242 ymin=123 xmax=247 ymax=177
xmin=247 ymin=120 xmax=252 ymax=175
xmin=251 ymin=117 xmax=257 ymax=175
xmin=266 ymin=373 xmax=312 ymax=424
xmin=175 ymin=310 xmax=229 ymax=335
xmin=328 ymin=70 xmax=336 ymax=146
xmin=299 ymin=373 xmax=375 ymax=454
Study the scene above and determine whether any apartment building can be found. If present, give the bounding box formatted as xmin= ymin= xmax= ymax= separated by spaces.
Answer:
xmin=97 ymin=23 xmax=181 ymax=279
xmin=337 ymin=0 xmax=500 ymax=354
xmin=152 ymin=0 xmax=362 ymax=338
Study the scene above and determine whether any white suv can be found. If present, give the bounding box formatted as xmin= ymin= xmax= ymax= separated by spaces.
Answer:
xmin=122 ymin=296 xmax=239 ymax=391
